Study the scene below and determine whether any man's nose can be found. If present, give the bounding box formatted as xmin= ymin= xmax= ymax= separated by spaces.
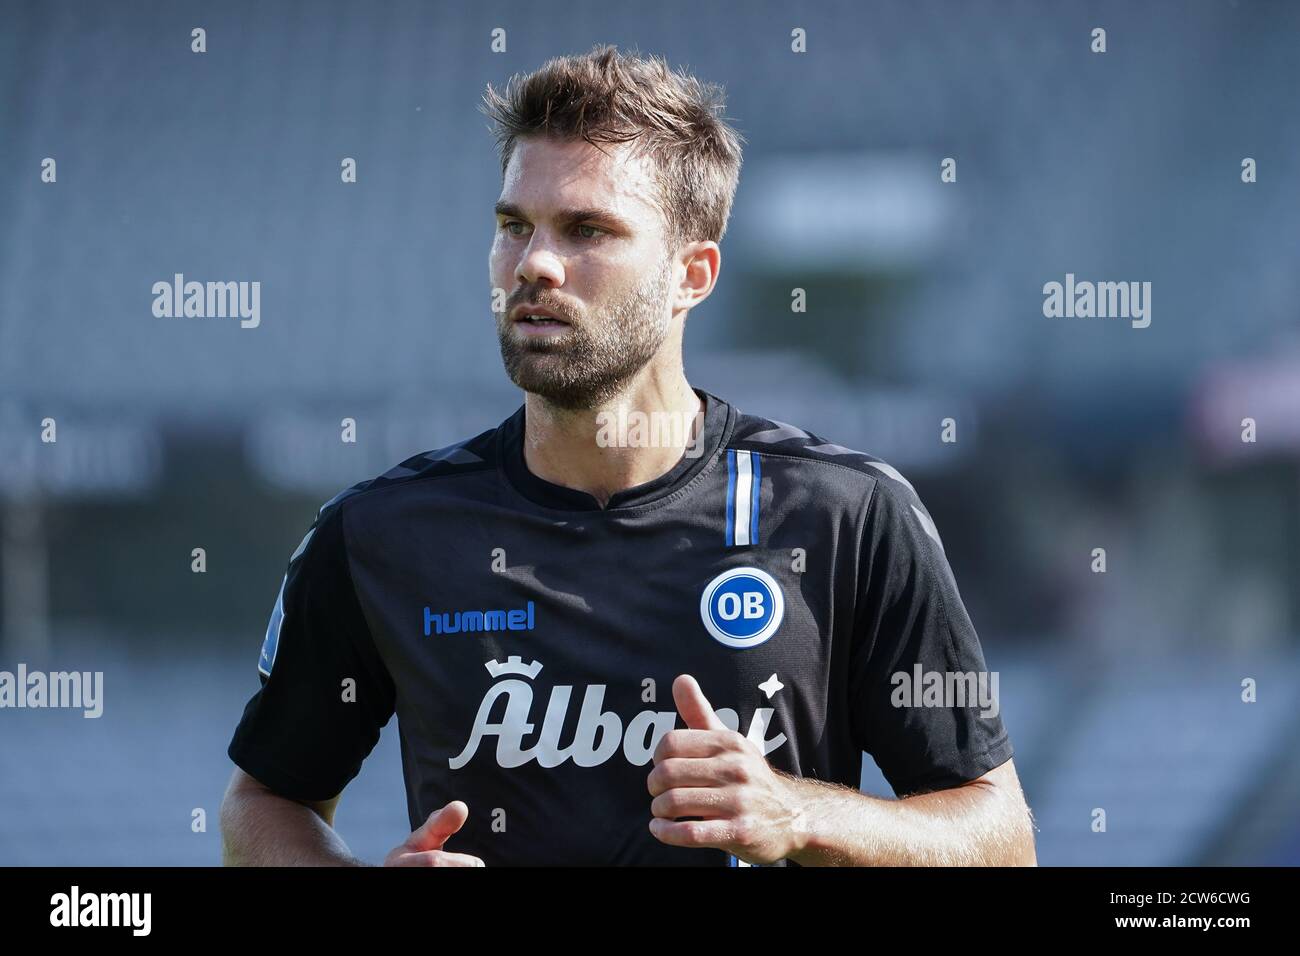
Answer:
xmin=516 ymin=236 xmax=565 ymax=288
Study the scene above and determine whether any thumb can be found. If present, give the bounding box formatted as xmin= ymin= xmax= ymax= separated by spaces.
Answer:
xmin=673 ymin=674 xmax=727 ymax=732
xmin=406 ymin=800 xmax=469 ymax=851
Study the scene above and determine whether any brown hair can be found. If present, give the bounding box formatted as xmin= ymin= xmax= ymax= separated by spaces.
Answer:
xmin=480 ymin=44 xmax=745 ymax=250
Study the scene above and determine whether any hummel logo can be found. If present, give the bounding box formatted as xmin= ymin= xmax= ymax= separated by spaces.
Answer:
xmin=424 ymin=600 xmax=535 ymax=636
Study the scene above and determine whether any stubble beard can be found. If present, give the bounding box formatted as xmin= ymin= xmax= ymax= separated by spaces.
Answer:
xmin=496 ymin=257 xmax=674 ymax=411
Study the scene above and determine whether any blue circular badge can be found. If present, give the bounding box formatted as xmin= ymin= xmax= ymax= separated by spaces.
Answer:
xmin=699 ymin=567 xmax=785 ymax=649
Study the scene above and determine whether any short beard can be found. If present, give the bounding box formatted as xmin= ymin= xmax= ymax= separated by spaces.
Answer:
xmin=496 ymin=257 xmax=674 ymax=411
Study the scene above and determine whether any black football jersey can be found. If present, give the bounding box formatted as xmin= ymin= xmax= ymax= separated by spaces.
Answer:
xmin=228 ymin=388 xmax=1013 ymax=865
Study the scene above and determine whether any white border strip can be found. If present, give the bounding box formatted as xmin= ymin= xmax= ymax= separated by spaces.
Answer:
xmin=733 ymin=450 xmax=753 ymax=546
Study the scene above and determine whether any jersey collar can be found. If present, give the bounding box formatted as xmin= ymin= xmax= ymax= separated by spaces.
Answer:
xmin=497 ymin=388 xmax=734 ymax=512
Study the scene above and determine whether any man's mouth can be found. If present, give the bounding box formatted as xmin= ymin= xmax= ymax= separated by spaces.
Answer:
xmin=511 ymin=306 xmax=572 ymax=333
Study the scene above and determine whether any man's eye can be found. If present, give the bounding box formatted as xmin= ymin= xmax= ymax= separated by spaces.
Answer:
xmin=500 ymin=221 xmax=603 ymax=239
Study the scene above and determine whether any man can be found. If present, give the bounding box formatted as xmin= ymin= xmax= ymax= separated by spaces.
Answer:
xmin=220 ymin=44 xmax=1036 ymax=867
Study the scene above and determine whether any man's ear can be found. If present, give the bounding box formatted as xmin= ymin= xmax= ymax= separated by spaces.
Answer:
xmin=675 ymin=240 xmax=721 ymax=312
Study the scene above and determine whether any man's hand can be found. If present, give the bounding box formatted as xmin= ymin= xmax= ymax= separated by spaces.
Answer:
xmin=646 ymin=674 xmax=806 ymax=864
xmin=383 ymin=801 xmax=485 ymax=867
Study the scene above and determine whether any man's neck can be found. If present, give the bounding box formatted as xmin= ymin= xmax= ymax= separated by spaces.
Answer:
xmin=522 ymin=372 xmax=704 ymax=509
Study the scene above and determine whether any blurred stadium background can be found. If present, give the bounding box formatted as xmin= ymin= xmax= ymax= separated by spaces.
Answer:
xmin=2 ymin=0 xmax=1298 ymax=865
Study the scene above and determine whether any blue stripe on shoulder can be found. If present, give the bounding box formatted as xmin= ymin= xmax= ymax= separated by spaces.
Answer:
xmin=749 ymin=452 xmax=761 ymax=545
xmin=725 ymin=449 xmax=736 ymax=547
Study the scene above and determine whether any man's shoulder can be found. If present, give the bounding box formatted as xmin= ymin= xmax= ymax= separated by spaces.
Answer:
xmin=727 ymin=405 xmax=946 ymax=553
xmin=727 ymin=407 xmax=916 ymax=500
xmin=313 ymin=424 xmax=503 ymax=525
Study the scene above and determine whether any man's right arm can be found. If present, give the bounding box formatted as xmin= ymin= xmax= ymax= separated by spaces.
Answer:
xmin=220 ymin=767 xmax=364 ymax=866
xmin=222 ymin=497 xmax=390 ymax=866
xmin=224 ymin=496 xmax=484 ymax=866
xmin=220 ymin=767 xmax=485 ymax=867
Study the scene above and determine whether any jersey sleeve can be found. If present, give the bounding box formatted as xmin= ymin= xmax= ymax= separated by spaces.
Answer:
xmin=847 ymin=472 xmax=1013 ymax=797
xmin=227 ymin=498 xmax=396 ymax=802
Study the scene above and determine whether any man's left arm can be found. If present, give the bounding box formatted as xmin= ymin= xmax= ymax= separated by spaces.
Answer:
xmin=647 ymin=675 xmax=1036 ymax=866
xmin=780 ymin=756 xmax=1036 ymax=866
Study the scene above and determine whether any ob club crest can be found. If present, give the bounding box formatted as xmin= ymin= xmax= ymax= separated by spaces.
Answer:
xmin=699 ymin=567 xmax=784 ymax=649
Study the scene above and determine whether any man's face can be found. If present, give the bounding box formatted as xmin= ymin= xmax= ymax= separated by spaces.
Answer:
xmin=490 ymin=136 xmax=677 ymax=409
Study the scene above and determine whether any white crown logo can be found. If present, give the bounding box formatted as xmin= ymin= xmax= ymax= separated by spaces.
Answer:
xmin=484 ymin=656 xmax=543 ymax=680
